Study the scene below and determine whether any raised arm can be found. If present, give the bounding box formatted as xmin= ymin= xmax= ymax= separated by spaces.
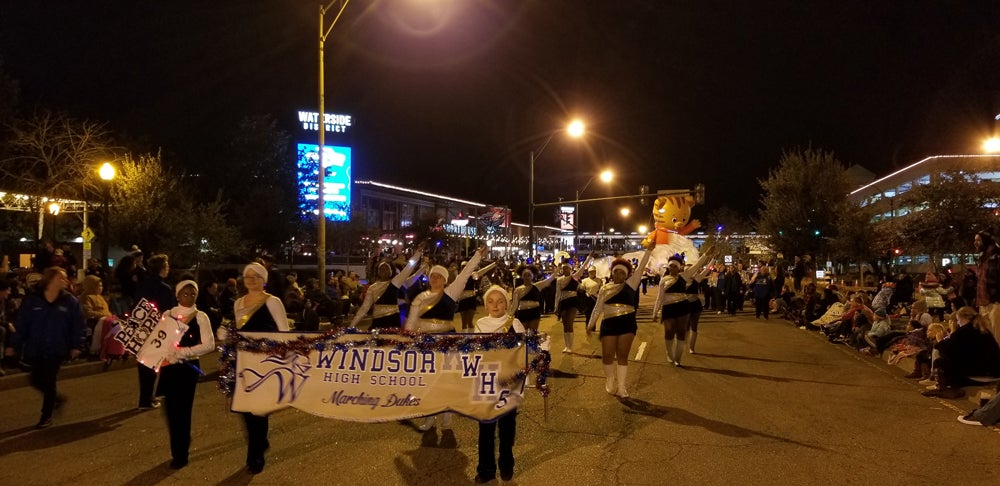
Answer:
xmin=534 ymin=271 xmax=557 ymax=290
xmin=406 ymin=263 xmax=428 ymax=289
xmin=680 ymin=247 xmax=714 ymax=282
xmin=627 ymin=245 xmax=654 ymax=289
xmin=574 ymin=255 xmax=595 ymax=279
xmin=474 ymin=261 xmax=498 ymax=279
xmin=445 ymin=247 xmax=486 ymax=302
xmin=391 ymin=248 xmax=424 ymax=288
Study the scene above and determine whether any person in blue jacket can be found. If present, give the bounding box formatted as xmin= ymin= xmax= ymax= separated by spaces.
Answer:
xmin=5 ymin=267 xmax=86 ymax=428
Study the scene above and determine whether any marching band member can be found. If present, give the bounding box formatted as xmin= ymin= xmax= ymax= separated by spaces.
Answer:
xmin=350 ymin=245 xmax=424 ymax=329
xmin=588 ymin=243 xmax=654 ymax=397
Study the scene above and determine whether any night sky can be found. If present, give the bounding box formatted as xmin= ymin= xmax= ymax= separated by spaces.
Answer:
xmin=2 ymin=0 xmax=998 ymax=232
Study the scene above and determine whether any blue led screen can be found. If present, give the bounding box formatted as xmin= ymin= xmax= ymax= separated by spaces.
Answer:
xmin=297 ymin=143 xmax=352 ymax=222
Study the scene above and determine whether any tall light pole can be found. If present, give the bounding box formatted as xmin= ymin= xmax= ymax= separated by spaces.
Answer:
xmin=575 ymin=168 xmax=612 ymax=241
xmin=317 ymin=0 xmax=350 ymax=291
xmin=528 ymin=119 xmax=584 ymax=258
xmin=99 ymin=162 xmax=115 ymax=267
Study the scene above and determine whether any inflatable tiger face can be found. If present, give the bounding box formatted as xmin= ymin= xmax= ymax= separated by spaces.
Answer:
xmin=640 ymin=195 xmax=701 ymax=248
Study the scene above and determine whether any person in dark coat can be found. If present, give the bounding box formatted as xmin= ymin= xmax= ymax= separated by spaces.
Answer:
xmin=4 ymin=267 xmax=86 ymax=428
xmin=133 ymin=254 xmax=176 ymax=410
xmin=923 ymin=306 xmax=1000 ymax=399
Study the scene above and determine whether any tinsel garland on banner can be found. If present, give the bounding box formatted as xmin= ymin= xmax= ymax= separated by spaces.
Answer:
xmin=217 ymin=326 xmax=551 ymax=398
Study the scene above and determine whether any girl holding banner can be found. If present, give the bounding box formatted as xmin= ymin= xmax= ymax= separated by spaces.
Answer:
xmin=405 ymin=246 xmax=486 ymax=432
xmin=587 ymin=242 xmax=654 ymax=397
xmin=157 ymin=280 xmax=215 ymax=469
xmin=231 ymin=262 xmax=289 ymax=474
xmin=473 ymin=285 xmax=525 ymax=483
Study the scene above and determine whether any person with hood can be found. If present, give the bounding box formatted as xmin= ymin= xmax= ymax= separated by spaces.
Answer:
xmin=4 ymin=267 xmax=86 ymax=428
xmin=919 ymin=273 xmax=947 ymax=321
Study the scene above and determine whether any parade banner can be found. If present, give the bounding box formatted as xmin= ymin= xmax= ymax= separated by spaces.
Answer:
xmin=224 ymin=330 xmax=547 ymax=422
xmin=113 ymin=299 xmax=184 ymax=371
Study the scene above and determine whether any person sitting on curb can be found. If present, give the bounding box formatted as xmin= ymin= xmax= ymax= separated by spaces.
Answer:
xmin=922 ymin=306 xmax=1000 ymax=399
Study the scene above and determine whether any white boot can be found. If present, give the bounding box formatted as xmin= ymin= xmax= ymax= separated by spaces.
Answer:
xmin=672 ymin=339 xmax=684 ymax=366
xmin=688 ymin=331 xmax=698 ymax=354
xmin=418 ymin=416 xmax=435 ymax=431
xmin=603 ymin=364 xmax=616 ymax=395
xmin=665 ymin=338 xmax=675 ymax=364
xmin=563 ymin=332 xmax=574 ymax=353
xmin=616 ymin=365 xmax=629 ymax=397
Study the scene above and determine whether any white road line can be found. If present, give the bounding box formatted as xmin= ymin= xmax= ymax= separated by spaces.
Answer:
xmin=635 ymin=341 xmax=647 ymax=361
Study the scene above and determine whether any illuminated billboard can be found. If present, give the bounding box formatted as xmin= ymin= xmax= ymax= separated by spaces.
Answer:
xmin=297 ymin=143 xmax=352 ymax=221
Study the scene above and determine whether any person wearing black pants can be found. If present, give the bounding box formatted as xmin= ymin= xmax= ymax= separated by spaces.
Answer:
xmin=157 ymin=280 xmax=215 ymax=469
xmin=477 ymin=411 xmax=517 ymax=482
xmin=751 ymin=267 xmax=773 ymax=319
xmin=133 ymin=254 xmax=176 ymax=410
xmin=227 ymin=262 xmax=289 ymax=474
xmin=5 ymin=267 xmax=85 ymax=428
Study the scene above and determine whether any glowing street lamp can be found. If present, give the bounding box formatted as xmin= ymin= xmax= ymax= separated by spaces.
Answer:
xmin=528 ymin=118 xmax=586 ymax=255
xmin=620 ymin=207 xmax=630 ymax=218
xmin=984 ymin=136 xmax=1000 ymax=153
xmin=638 ymin=224 xmax=648 ymax=234
xmin=99 ymin=162 xmax=116 ymax=265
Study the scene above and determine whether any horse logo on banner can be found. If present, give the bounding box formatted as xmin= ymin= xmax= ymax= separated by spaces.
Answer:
xmin=239 ymin=353 xmax=312 ymax=403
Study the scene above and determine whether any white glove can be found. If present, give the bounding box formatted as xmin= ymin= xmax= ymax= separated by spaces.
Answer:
xmin=539 ymin=336 xmax=552 ymax=352
xmin=216 ymin=326 xmax=229 ymax=342
xmin=165 ymin=348 xmax=183 ymax=365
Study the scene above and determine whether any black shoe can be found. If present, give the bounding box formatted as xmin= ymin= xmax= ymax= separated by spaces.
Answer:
xmin=500 ymin=468 xmax=514 ymax=481
xmin=138 ymin=402 xmax=161 ymax=410
xmin=36 ymin=417 xmax=53 ymax=429
xmin=474 ymin=474 xmax=495 ymax=484
xmin=922 ymin=387 xmax=964 ymax=399
xmin=169 ymin=458 xmax=188 ymax=469
xmin=247 ymin=458 xmax=265 ymax=474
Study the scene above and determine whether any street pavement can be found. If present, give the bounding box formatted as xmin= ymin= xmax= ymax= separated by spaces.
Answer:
xmin=1 ymin=291 xmax=998 ymax=486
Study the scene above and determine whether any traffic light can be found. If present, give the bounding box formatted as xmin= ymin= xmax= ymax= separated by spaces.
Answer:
xmin=639 ymin=185 xmax=649 ymax=206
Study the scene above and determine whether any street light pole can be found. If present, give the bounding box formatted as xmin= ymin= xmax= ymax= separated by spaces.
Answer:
xmin=99 ymin=162 xmax=115 ymax=268
xmin=527 ymin=119 xmax=585 ymax=259
xmin=317 ymin=0 xmax=350 ymax=291
xmin=574 ymin=169 xmax=612 ymax=245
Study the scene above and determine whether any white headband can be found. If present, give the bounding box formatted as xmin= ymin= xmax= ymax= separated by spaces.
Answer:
xmin=429 ymin=265 xmax=449 ymax=280
xmin=612 ymin=264 xmax=629 ymax=275
xmin=667 ymin=260 xmax=682 ymax=269
xmin=175 ymin=280 xmax=198 ymax=297
xmin=483 ymin=285 xmax=509 ymax=303
xmin=244 ymin=262 xmax=268 ymax=282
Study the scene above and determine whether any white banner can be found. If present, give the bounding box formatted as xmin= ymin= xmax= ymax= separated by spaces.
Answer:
xmin=230 ymin=332 xmax=533 ymax=422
